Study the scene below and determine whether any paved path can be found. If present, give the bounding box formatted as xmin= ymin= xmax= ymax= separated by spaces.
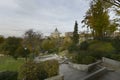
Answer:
xmin=98 ymin=71 xmax=120 ymax=80
xmin=35 ymin=55 xmax=120 ymax=80
xmin=59 ymin=64 xmax=87 ymax=80
xmin=34 ymin=54 xmax=60 ymax=62
xmin=59 ymin=64 xmax=120 ymax=80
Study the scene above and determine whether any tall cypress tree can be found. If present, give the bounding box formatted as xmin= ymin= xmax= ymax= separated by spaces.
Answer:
xmin=73 ymin=21 xmax=79 ymax=45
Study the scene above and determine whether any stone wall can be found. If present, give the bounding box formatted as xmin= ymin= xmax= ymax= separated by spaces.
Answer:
xmin=102 ymin=57 xmax=120 ymax=67
xmin=45 ymin=75 xmax=64 ymax=80
xmin=68 ymin=62 xmax=88 ymax=71
xmin=68 ymin=61 xmax=102 ymax=71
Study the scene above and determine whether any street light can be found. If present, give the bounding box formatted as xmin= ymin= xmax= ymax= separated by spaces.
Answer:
xmin=24 ymin=47 xmax=27 ymax=62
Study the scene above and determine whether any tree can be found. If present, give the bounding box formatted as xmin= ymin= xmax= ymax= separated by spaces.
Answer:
xmin=62 ymin=37 xmax=73 ymax=50
xmin=103 ymin=0 xmax=120 ymax=7
xmin=82 ymin=0 xmax=111 ymax=39
xmin=15 ymin=46 xmax=30 ymax=61
xmin=0 ymin=36 xmax=4 ymax=44
xmin=1 ymin=37 xmax=22 ymax=58
xmin=73 ymin=21 xmax=79 ymax=44
xmin=106 ymin=20 xmax=118 ymax=36
xmin=102 ymin=0 xmax=120 ymax=26
xmin=41 ymin=39 xmax=51 ymax=52
xmin=41 ymin=38 xmax=56 ymax=53
xmin=23 ymin=29 xmax=43 ymax=55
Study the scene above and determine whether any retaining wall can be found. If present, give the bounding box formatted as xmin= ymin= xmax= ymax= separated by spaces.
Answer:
xmin=68 ymin=61 xmax=102 ymax=71
xmin=68 ymin=62 xmax=88 ymax=71
xmin=102 ymin=57 xmax=120 ymax=67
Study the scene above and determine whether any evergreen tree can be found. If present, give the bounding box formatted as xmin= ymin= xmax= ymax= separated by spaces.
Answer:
xmin=73 ymin=21 xmax=79 ymax=45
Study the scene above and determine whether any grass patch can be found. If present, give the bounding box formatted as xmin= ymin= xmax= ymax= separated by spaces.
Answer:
xmin=0 ymin=56 xmax=25 ymax=71
xmin=88 ymin=40 xmax=115 ymax=53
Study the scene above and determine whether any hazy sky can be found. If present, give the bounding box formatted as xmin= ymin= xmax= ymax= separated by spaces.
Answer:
xmin=0 ymin=0 xmax=90 ymax=37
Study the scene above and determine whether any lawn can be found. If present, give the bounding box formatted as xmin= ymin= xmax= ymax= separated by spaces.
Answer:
xmin=0 ymin=56 xmax=25 ymax=71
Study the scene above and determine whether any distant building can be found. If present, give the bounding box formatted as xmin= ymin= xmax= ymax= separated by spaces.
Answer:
xmin=79 ymin=33 xmax=86 ymax=42
xmin=79 ymin=32 xmax=93 ymax=43
xmin=44 ymin=36 xmax=50 ymax=39
xmin=65 ymin=32 xmax=73 ymax=37
xmin=51 ymin=28 xmax=61 ymax=38
xmin=112 ymin=31 xmax=120 ymax=37
xmin=65 ymin=32 xmax=92 ymax=43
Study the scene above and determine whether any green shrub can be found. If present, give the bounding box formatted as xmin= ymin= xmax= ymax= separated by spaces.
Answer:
xmin=82 ymin=56 xmax=96 ymax=64
xmin=20 ymin=60 xmax=59 ymax=80
xmin=59 ymin=47 xmax=65 ymax=52
xmin=68 ymin=44 xmax=78 ymax=52
xmin=71 ymin=54 xmax=83 ymax=64
xmin=80 ymin=41 xmax=89 ymax=50
xmin=108 ymin=54 xmax=120 ymax=61
xmin=88 ymin=40 xmax=115 ymax=59
xmin=87 ymin=50 xmax=110 ymax=59
xmin=112 ymin=37 xmax=120 ymax=53
xmin=88 ymin=41 xmax=115 ymax=53
xmin=43 ymin=60 xmax=59 ymax=78
xmin=19 ymin=61 xmax=41 ymax=80
xmin=71 ymin=53 xmax=96 ymax=64
xmin=0 ymin=71 xmax=18 ymax=80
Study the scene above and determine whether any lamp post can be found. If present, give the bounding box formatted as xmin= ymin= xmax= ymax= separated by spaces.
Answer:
xmin=24 ymin=47 xmax=27 ymax=62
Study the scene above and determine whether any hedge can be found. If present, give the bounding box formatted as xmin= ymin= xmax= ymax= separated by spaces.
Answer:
xmin=71 ymin=52 xmax=96 ymax=64
xmin=0 ymin=71 xmax=18 ymax=80
xmin=20 ymin=59 xmax=59 ymax=80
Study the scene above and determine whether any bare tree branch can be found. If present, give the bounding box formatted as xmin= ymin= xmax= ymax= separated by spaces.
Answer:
xmin=103 ymin=0 xmax=120 ymax=7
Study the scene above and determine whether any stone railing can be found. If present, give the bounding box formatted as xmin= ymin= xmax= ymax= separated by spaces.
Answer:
xmin=82 ymin=67 xmax=107 ymax=80
xmin=88 ymin=61 xmax=102 ymax=72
